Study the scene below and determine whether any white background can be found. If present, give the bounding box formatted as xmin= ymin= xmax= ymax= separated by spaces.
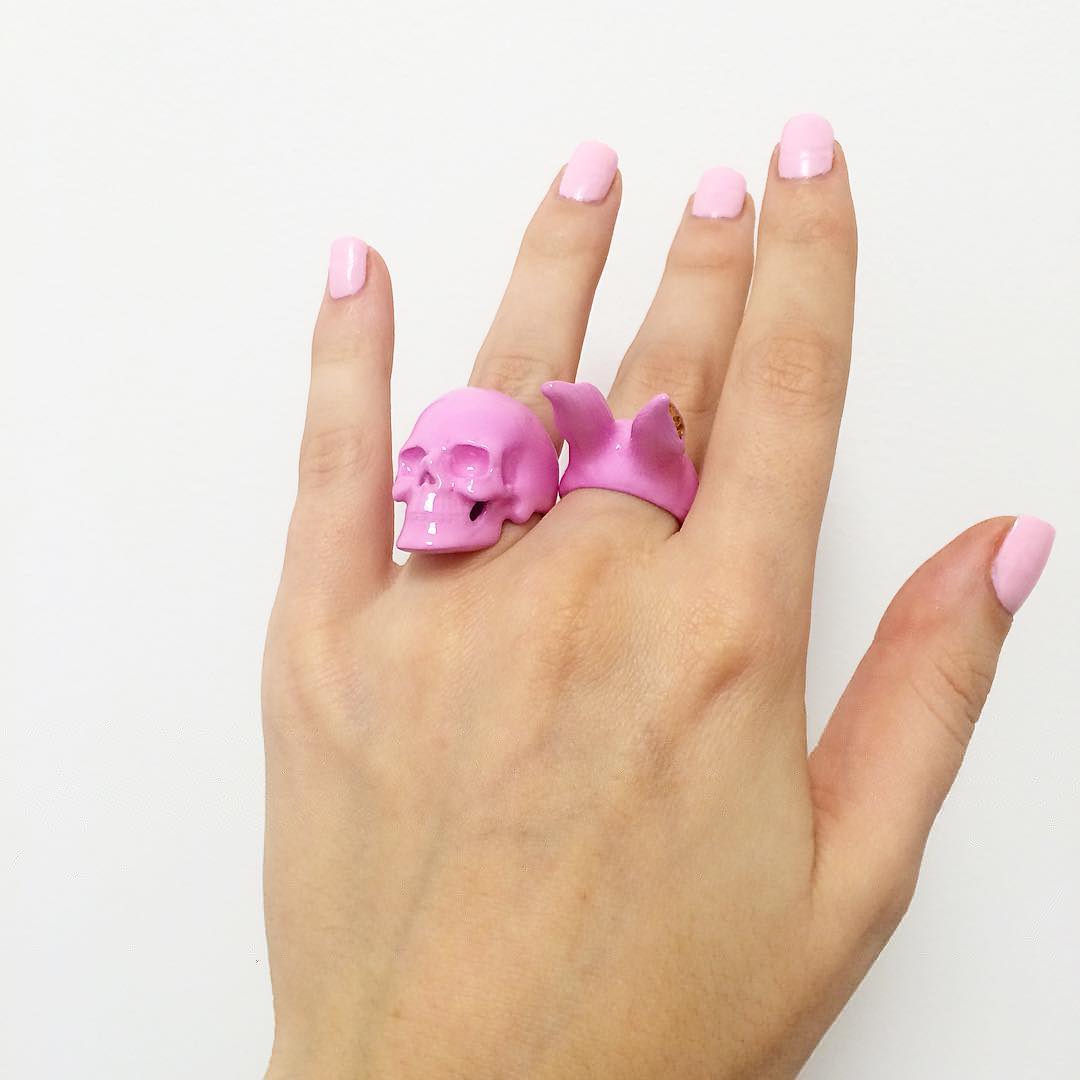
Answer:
xmin=4 ymin=2 xmax=1078 ymax=1076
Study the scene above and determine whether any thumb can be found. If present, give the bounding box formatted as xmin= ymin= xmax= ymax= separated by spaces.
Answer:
xmin=809 ymin=515 xmax=1055 ymax=929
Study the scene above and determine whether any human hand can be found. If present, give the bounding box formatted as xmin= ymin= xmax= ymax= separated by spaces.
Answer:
xmin=262 ymin=118 xmax=1054 ymax=1079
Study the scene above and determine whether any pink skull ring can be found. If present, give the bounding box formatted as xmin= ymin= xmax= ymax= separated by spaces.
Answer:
xmin=392 ymin=387 xmax=559 ymax=552
xmin=392 ymin=382 xmax=699 ymax=554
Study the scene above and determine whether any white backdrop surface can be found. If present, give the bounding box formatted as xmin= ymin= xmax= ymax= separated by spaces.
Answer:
xmin=4 ymin=2 xmax=1078 ymax=1077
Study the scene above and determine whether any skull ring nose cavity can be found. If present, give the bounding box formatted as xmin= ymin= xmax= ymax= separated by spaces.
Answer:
xmin=392 ymin=387 xmax=559 ymax=553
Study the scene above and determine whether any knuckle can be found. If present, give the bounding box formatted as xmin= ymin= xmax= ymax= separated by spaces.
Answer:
xmin=910 ymin=644 xmax=996 ymax=753
xmin=473 ymin=352 xmax=551 ymax=405
xmin=817 ymin=844 xmax=921 ymax=954
xmin=310 ymin=341 xmax=368 ymax=370
xmin=675 ymin=581 xmax=784 ymax=693
xmin=263 ymin=610 xmax=410 ymax=794
xmin=863 ymin=866 xmax=919 ymax=942
xmin=263 ymin=619 xmax=353 ymax=744
xmin=522 ymin=555 xmax=628 ymax=679
xmin=767 ymin=196 xmax=857 ymax=255
xmin=736 ymin=330 xmax=848 ymax=417
xmin=667 ymin=230 xmax=753 ymax=277
xmin=521 ymin=212 xmax=608 ymax=263
xmin=620 ymin=339 xmax=719 ymax=414
xmin=298 ymin=426 xmax=377 ymax=487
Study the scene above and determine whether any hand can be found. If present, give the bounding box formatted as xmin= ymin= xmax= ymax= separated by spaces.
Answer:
xmin=261 ymin=121 xmax=1053 ymax=1079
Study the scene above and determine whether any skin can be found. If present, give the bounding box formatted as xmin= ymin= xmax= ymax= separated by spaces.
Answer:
xmin=262 ymin=142 xmax=1017 ymax=1078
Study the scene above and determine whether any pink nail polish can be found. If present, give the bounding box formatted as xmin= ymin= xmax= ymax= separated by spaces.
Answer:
xmin=328 ymin=236 xmax=368 ymax=299
xmin=691 ymin=166 xmax=747 ymax=219
xmin=778 ymin=114 xmax=835 ymax=179
xmin=991 ymin=515 xmax=1056 ymax=614
xmin=558 ymin=140 xmax=618 ymax=203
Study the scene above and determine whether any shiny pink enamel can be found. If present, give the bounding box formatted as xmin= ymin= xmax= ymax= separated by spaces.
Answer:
xmin=778 ymin=114 xmax=835 ymax=179
xmin=393 ymin=387 xmax=559 ymax=553
xmin=991 ymin=515 xmax=1055 ymax=614
xmin=692 ymin=166 xmax=747 ymax=219
xmin=558 ymin=141 xmax=618 ymax=202
xmin=328 ymin=236 xmax=368 ymax=298
xmin=542 ymin=381 xmax=698 ymax=522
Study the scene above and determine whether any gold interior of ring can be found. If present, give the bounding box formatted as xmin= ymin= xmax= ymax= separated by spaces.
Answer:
xmin=668 ymin=401 xmax=686 ymax=441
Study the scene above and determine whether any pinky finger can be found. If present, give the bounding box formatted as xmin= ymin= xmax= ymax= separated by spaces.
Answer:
xmin=281 ymin=237 xmax=396 ymax=617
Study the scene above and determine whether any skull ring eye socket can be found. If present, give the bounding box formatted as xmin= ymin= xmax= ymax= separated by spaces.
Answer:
xmin=448 ymin=444 xmax=490 ymax=477
xmin=397 ymin=446 xmax=426 ymax=474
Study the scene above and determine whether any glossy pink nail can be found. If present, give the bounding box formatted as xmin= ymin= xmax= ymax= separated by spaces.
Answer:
xmin=991 ymin=515 xmax=1055 ymax=614
xmin=778 ymin=114 xmax=835 ymax=179
xmin=558 ymin=141 xmax=618 ymax=203
xmin=328 ymin=236 xmax=368 ymax=299
xmin=692 ymin=166 xmax=747 ymax=219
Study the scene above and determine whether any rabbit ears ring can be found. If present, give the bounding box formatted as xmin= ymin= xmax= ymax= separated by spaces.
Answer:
xmin=541 ymin=381 xmax=699 ymax=523
xmin=392 ymin=382 xmax=699 ymax=553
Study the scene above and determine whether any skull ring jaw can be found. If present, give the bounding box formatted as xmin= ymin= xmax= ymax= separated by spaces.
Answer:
xmin=392 ymin=387 xmax=560 ymax=553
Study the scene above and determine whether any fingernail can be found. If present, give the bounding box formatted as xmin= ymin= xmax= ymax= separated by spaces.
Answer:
xmin=692 ymin=166 xmax=747 ymax=219
xmin=778 ymin=114 xmax=835 ymax=179
xmin=991 ymin=515 xmax=1056 ymax=614
xmin=328 ymin=236 xmax=369 ymax=299
xmin=558 ymin=140 xmax=618 ymax=203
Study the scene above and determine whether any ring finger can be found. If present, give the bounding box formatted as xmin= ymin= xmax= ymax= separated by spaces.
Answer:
xmin=545 ymin=164 xmax=753 ymax=538
xmin=608 ymin=164 xmax=754 ymax=468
